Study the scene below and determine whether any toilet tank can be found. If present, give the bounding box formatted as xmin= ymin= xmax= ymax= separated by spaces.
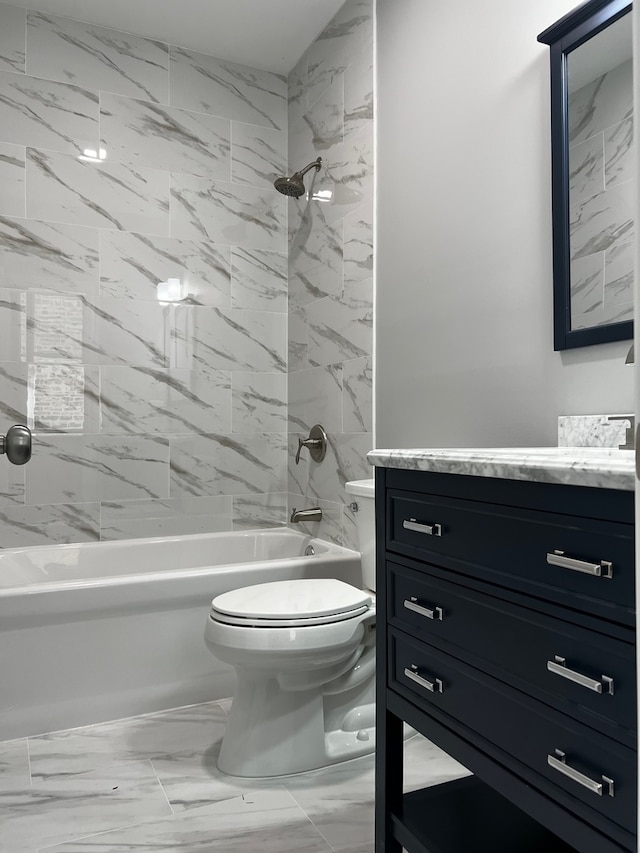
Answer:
xmin=345 ymin=479 xmax=376 ymax=592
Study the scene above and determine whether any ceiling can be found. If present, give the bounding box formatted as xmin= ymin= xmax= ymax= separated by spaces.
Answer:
xmin=12 ymin=0 xmax=347 ymax=73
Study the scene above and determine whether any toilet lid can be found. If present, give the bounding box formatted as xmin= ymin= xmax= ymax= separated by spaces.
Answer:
xmin=210 ymin=578 xmax=372 ymax=627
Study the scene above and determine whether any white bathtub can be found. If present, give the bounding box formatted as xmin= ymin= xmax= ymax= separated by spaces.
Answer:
xmin=0 ymin=529 xmax=361 ymax=740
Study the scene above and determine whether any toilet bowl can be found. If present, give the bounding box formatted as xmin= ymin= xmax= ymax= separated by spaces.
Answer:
xmin=204 ymin=479 xmax=377 ymax=777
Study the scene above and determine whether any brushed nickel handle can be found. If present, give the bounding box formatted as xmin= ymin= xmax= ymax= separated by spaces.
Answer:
xmin=547 ymin=656 xmax=614 ymax=694
xmin=295 ymin=424 xmax=327 ymax=465
xmin=403 ymin=518 xmax=442 ymax=536
xmin=404 ymin=665 xmax=443 ymax=693
xmin=0 ymin=424 xmax=32 ymax=465
xmin=546 ymin=550 xmax=612 ymax=578
xmin=548 ymin=749 xmax=614 ymax=797
xmin=404 ymin=597 xmax=443 ymax=621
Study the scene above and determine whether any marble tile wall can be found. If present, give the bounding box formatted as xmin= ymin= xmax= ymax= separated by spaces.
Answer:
xmin=0 ymin=2 xmax=289 ymax=545
xmin=287 ymin=0 xmax=374 ymax=548
xmin=569 ymin=58 xmax=634 ymax=330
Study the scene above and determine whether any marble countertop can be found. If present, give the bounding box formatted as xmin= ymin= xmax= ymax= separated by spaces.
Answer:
xmin=367 ymin=447 xmax=635 ymax=490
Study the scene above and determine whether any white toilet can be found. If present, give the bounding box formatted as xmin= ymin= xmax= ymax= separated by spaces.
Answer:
xmin=204 ymin=478 xmax=376 ymax=777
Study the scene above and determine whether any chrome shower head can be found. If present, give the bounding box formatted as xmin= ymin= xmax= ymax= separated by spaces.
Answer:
xmin=274 ymin=157 xmax=322 ymax=198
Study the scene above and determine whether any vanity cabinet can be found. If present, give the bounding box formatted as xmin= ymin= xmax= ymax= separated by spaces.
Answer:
xmin=375 ymin=466 xmax=636 ymax=853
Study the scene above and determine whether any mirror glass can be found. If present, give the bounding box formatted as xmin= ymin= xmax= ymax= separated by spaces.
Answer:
xmin=567 ymin=12 xmax=634 ymax=333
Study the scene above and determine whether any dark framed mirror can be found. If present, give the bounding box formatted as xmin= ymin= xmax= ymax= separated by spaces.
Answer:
xmin=538 ymin=0 xmax=633 ymax=350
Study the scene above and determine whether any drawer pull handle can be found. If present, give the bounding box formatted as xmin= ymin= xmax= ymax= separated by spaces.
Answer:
xmin=547 ymin=749 xmax=615 ymax=797
xmin=547 ymin=656 xmax=614 ymax=695
xmin=404 ymin=597 xmax=444 ymax=621
xmin=403 ymin=518 xmax=442 ymax=536
xmin=404 ymin=665 xmax=443 ymax=694
xmin=546 ymin=550 xmax=613 ymax=579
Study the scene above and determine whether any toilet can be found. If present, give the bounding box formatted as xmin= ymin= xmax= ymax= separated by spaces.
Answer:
xmin=204 ymin=478 xmax=376 ymax=777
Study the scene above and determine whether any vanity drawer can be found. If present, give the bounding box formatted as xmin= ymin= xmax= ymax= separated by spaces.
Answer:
xmin=387 ymin=490 xmax=634 ymax=624
xmin=390 ymin=630 xmax=637 ymax=834
xmin=389 ymin=562 xmax=636 ymax=739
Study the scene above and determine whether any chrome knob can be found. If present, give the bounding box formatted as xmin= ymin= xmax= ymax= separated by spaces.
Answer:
xmin=0 ymin=424 xmax=32 ymax=465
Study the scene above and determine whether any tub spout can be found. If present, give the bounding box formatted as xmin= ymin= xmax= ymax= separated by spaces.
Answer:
xmin=290 ymin=507 xmax=323 ymax=523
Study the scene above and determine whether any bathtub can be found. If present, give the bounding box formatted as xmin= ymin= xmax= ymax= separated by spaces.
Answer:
xmin=0 ymin=528 xmax=361 ymax=740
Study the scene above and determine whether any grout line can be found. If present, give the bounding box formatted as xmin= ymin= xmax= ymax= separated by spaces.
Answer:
xmin=26 ymin=736 xmax=33 ymax=786
xmin=285 ymin=791 xmax=337 ymax=852
xmin=149 ymin=757 xmax=176 ymax=815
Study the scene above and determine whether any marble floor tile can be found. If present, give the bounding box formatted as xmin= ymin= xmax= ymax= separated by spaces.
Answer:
xmin=28 ymin=701 xmax=229 ymax=782
xmin=0 ymin=738 xmax=30 ymax=791
xmin=0 ymin=759 xmax=171 ymax=852
xmin=43 ymin=788 xmax=334 ymax=853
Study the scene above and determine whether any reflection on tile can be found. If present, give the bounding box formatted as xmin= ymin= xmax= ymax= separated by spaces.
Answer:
xmin=28 ymin=702 xmax=229 ymax=780
xmin=28 ymin=363 xmax=100 ymax=432
xmin=344 ymin=200 xmax=373 ymax=286
xmin=344 ymin=49 xmax=373 ymax=140
xmin=100 ymin=232 xmax=230 ymax=306
xmin=0 ymin=502 xmax=100 ymax=547
xmin=605 ymin=115 xmax=633 ymax=187
xmin=403 ymin=733 xmax=471 ymax=793
xmin=569 ymin=134 xmax=603 ymax=206
xmin=0 ymin=142 xmax=25 ymax=217
xmin=171 ymin=175 xmax=286 ymax=252
xmin=232 ymin=121 xmax=287 ymax=188
xmin=171 ymin=306 xmax=286 ymax=374
xmin=232 ymin=372 xmax=287 ymax=433
xmin=101 ymin=93 xmax=230 ymax=179
xmin=343 ymin=355 xmax=372 ymax=433
xmin=25 ymin=434 xmax=169 ymax=504
xmin=314 ymin=122 xmax=373 ymax=225
xmin=0 ymin=362 xmax=26 ymax=427
xmin=0 ymin=70 xmax=98 ymax=154
xmin=100 ymin=365 xmax=231 ymax=435
xmin=288 ymin=364 xmax=342 ymax=433
xmin=27 ymin=12 xmax=169 ymax=103
xmin=308 ymin=279 xmax=373 ymax=368
xmin=46 ymin=788 xmax=332 ymax=852
xmin=170 ymin=432 xmax=287 ymax=498
xmin=605 ymin=240 xmax=633 ymax=308
xmin=289 ymin=216 xmax=342 ymax=307
xmin=233 ymin=492 xmax=288 ymax=530
xmin=170 ymin=47 xmax=287 ymax=130
xmin=0 ymin=739 xmax=29 ymax=791
xmin=0 ymin=4 xmax=25 ymax=74
xmin=570 ymin=181 xmax=634 ymax=260
xmin=101 ymin=496 xmax=233 ymax=539
xmin=231 ymin=247 xmax=287 ymax=312
xmin=0 ymin=759 xmax=171 ymax=852
xmin=26 ymin=148 xmax=170 ymax=234
xmin=571 ymin=252 xmax=603 ymax=321
xmin=0 ymin=216 xmax=99 ymax=296
xmin=569 ymin=59 xmax=632 ymax=146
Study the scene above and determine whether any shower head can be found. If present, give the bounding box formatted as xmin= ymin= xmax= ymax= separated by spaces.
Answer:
xmin=274 ymin=157 xmax=322 ymax=198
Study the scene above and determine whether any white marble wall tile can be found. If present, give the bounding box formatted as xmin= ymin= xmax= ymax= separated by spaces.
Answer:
xmin=100 ymin=232 xmax=230 ymax=306
xmin=0 ymin=71 xmax=98 ymax=154
xmin=27 ymin=294 xmax=171 ymax=367
xmin=0 ymin=759 xmax=171 ymax=852
xmin=344 ymin=200 xmax=373 ymax=285
xmin=171 ymin=175 xmax=286 ymax=252
xmin=569 ymin=134 xmax=604 ymax=206
xmin=0 ymin=3 xmax=25 ymax=74
xmin=0 ymin=502 xmax=100 ymax=547
xmin=303 ymin=78 xmax=344 ymax=150
xmin=0 ymin=142 xmax=25 ymax=217
xmin=231 ymin=121 xmax=287 ymax=188
xmin=171 ymin=306 xmax=286 ymax=373
xmin=26 ymin=148 xmax=170 ymax=234
xmin=569 ymin=59 xmax=632 ymax=145
xmin=101 ymin=496 xmax=233 ymax=539
xmin=170 ymin=432 xmax=287 ymax=497
xmin=570 ymin=252 xmax=603 ymax=322
xmin=288 ymin=50 xmax=308 ymax=129
xmin=343 ymin=355 xmax=372 ymax=433
xmin=308 ymin=278 xmax=373 ymax=367
xmin=288 ymin=364 xmax=342 ymax=433
xmin=604 ymin=239 xmax=633 ymax=311
xmin=44 ymin=788 xmax=333 ymax=852
xmin=0 ymin=289 xmax=26 ymax=362
xmin=311 ymin=122 xmax=374 ymax=226
xmin=231 ymin=247 xmax=287 ymax=312
xmin=0 ymin=362 xmax=26 ymax=432
xmin=101 ymin=93 xmax=230 ymax=179
xmin=0 ymin=216 xmax=99 ymax=296
xmin=233 ymin=492 xmax=288 ymax=530
xmin=25 ymin=434 xmax=169 ymax=504
xmin=288 ymin=304 xmax=308 ymax=372
xmin=307 ymin=432 xmax=372 ymax=506
xmin=28 ymin=363 xmax=100 ymax=433
xmin=287 ymin=493 xmax=343 ymax=545
xmin=0 ymin=739 xmax=29 ymax=791
xmin=605 ymin=116 xmax=633 ymax=187
xmin=305 ymin=0 xmax=373 ymax=109
xmin=289 ymin=216 xmax=343 ymax=307
xmin=27 ymin=12 xmax=169 ymax=103
xmin=570 ymin=180 xmax=634 ymax=261
xmin=170 ymin=47 xmax=287 ymax=131
xmin=344 ymin=49 xmax=373 ymax=140
xmin=232 ymin=372 xmax=287 ymax=433
xmin=100 ymin=365 xmax=231 ymax=435
xmin=287 ymin=434 xmax=308 ymax=496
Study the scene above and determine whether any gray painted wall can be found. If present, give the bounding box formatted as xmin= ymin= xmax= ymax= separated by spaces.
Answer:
xmin=376 ymin=0 xmax=634 ymax=450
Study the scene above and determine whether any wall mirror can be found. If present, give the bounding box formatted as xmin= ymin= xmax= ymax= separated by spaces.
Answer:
xmin=538 ymin=0 xmax=633 ymax=350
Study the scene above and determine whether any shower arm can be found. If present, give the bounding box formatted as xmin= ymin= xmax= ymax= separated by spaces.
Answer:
xmin=298 ymin=158 xmax=322 ymax=177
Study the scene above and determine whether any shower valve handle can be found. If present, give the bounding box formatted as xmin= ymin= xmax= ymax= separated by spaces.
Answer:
xmin=295 ymin=424 xmax=328 ymax=465
xmin=0 ymin=424 xmax=32 ymax=465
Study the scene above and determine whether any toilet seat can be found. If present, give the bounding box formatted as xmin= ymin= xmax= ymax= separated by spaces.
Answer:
xmin=210 ymin=578 xmax=372 ymax=628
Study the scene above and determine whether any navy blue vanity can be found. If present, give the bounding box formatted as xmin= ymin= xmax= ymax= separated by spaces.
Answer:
xmin=372 ymin=449 xmax=636 ymax=853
